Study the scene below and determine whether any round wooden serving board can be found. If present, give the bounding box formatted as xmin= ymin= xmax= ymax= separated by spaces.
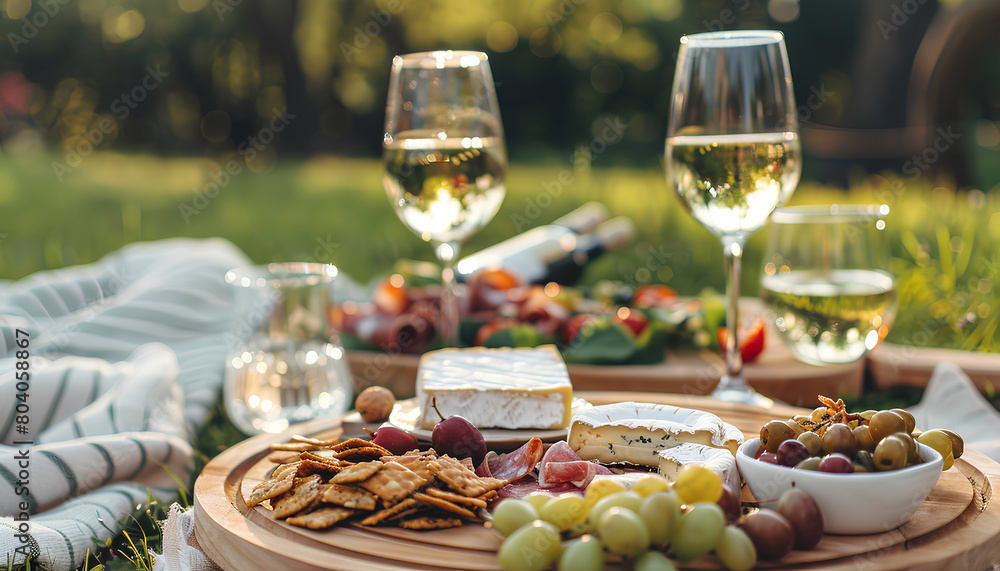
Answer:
xmin=194 ymin=392 xmax=1000 ymax=570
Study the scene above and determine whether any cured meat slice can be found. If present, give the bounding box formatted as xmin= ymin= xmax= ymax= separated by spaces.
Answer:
xmin=475 ymin=437 xmax=544 ymax=481
xmin=498 ymin=475 xmax=583 ymax=499
xmin=538 ymin=441 xmax=602 ymax=488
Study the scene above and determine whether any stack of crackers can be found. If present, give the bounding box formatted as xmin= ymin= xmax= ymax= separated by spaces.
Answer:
xmin=246 ymin=437 xmax=507 ymax=531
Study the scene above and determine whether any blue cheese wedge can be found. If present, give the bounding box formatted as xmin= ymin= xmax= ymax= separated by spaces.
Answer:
xmin=415 ymin=345 xmax=573 ymax=430
xmin=568 ymin=402 xmax=743 ymax=466
xmin=658 ymin=442 xmax=740 ymax=492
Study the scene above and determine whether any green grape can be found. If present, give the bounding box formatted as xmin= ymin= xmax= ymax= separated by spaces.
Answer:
xmin=557 ymin=535 xmax=605 ymax=571
xmin=796 ymin=431 xmax=823 ymax=457
xmin=497 ymin=520 xmax=562 ymax=571
xmin=760 ymin=420 xmax=795 ymax=453
xmin=669 ymin=502 xmax=725 ymax=562
xmin=672 ymin=464 xmax=722 ymax=504
xmin=539 ymin=495 xmax=587 ymax=532
xmin=639 ymin=491 xmax=681 ymax=545
xmin=492 ymin=499 xmax=540 ymax=537
xmin=634 ymin=550 xmax=677 ymax=571
xmin=587 ymin=490 xmax=643 ymax=528
xmin=597 ymin=507 xmax=650 ymax=557
xmin=524 ymin=492 xmax=555 ymax=511
xmin=715 ymin=525 xmax=757 ymax=571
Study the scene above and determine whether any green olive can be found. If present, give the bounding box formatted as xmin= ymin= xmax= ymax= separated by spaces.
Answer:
xmin=761 ymin=420 xmax=795 ymax=453
xmin=796 ymin=431 xmax=823 ymax=457
xmin=868 ymin=411 xmax=906 ymax=444
xmin=874 ymin=436 xmax=907 ymax=471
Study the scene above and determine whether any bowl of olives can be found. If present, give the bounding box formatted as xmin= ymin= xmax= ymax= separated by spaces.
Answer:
xmin=736 ymin=437 xmax=943 ymax=534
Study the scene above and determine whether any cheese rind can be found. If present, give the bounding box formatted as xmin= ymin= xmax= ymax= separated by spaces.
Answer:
xmin=567 ymin=402 xmax=743 ymax=466
xmin=415 ymin=345 xmax=573 ymax=430
xmin=658 ymin=442 xmax=740 ymax=493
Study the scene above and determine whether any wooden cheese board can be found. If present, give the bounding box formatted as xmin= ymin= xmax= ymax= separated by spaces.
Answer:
xmin=194 ymin=391 xmax=1000 ymax=570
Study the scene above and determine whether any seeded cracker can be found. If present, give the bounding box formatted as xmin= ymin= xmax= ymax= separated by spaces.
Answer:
xmin=331 ymin=438 xmax=391 ymax=457
xmin=427 ymin=457 xmax=506 ymax=497
xmin=336 ymin=446 xmax=393 ymax=463
xmin=269 ymin=441 xmax=329 ymax=452
xmin=270 ymin=474 xmax=323 ymax=518
xmin=360 ymin=498 xmax=419 ymax=526
xmin=330 ymin=461 xmax=383 ymax=484
xmin=246 ymin=463 xmax=296 ymax=508
xmin=386 ymin=453 xmax=436 ymax=483
xmin=291 ymin=435 xmax=340 ymax=447
xmin=321 ymin=484 xmax=379 ymax=510
xmin=423 ymin=487 xmax=489 ymax=509
xmin=399 ymin=517 xmax=463 ymax=530
xmin=296 ymin=459 xmax=342 ymax=478
xmin=412 ymin=493 xmax=478 ymax=519
xmin=287 ymin=506 xmax=356 ymax=530
xmin=359 ymin=461 xmax=427 ymax=504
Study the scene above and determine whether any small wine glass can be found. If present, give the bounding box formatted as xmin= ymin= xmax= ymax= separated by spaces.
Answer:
xmin=382 ymin=50 xmax=507 ymax=346
xmin=762 ymin=205 xmax=896 ymax=365
xmin=664 ymin=31 xmax=802 ymax=406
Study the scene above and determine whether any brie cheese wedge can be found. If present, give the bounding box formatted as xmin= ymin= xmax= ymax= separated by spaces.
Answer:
xmin=567 ymin=402 xmax=743 ymax=466
xmin=415 ymin=345 xmax=573 ymax=430
xmin=658 ymin=442 xmax=740 ymax=493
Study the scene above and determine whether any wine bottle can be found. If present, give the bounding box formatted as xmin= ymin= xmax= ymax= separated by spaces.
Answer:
xmin=456 ymin=215 xmax=635 ymax=285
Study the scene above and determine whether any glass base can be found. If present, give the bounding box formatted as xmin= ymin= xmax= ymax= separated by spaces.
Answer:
xmin=711 ymin=378 xmax=775 ymax=408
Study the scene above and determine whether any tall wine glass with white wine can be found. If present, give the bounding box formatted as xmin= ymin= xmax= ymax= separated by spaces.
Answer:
xmin=383 ymin=51 xmax=507 ymax=346
xmin=665 ymin=31 xmax=801 ymax=406
xmin=762 ymin=205 xmax=896 ymax=365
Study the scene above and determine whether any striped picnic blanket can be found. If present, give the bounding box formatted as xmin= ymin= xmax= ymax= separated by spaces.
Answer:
xmin=0 ymin=238 xmax=252 ymax=570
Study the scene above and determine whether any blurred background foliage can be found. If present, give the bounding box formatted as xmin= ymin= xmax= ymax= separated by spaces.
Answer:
xmin=0 ymin=0 xmax=997 ymax=352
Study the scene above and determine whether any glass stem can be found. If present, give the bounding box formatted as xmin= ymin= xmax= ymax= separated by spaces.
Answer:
xmin=436 ymin=241 xmax=461 ymax=347
xmin=720 ymin=236 xmax=745 ymax=391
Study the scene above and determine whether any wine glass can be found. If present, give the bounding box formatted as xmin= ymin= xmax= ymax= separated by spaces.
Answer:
xmin=664 ymin=31 xmax=801 ymax=406
xmin=762 ymin=205 xmax=896 ymax=365
xmin=382 ymin=50 xmax=507 ymax=346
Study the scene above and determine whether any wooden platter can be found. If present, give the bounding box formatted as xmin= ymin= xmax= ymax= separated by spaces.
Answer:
xmin=194 ymin=391 xmax=1000 ymax=571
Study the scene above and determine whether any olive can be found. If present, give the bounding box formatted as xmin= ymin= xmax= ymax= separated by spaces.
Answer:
xmin=939 ymin=429 xmax=964 ymax=460
xmin=853 ymin=425 xmax=876 ymax=453
xmin=854 ymin=450 xmax=876 ymax=472
xmin=796 ymin=431 xmax=823 ymax=457
xmin=868 ymin=410 xmax=906 ymax=444
xmin=784 ymin=419 xmax=805 ymax=437
xmin=821 ymin=423 xmax=858 ymax=457
xmin=891 ymin=408 xmax=916 ymax=434
xmin=873 ymin=436 xmax=907 ymax=471
xmin=761 ymin=420 xmax=796 ymax=454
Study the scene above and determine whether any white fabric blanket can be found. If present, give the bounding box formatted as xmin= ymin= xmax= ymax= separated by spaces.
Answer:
xmin=0 ymin=238 xmax=251 ymax=570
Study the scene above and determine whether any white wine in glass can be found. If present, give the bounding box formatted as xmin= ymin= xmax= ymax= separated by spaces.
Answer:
xmin=665 ymin=31 xmax=801 ymax=406
xmin=761 ymin=205 xmax=896 ymax=365
xmin=383 ymin=51 xmax=507 ymax=346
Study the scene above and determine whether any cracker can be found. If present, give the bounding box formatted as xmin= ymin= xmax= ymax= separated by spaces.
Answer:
xmin=386 ymin=507 xmax=421 ymax=521
xmin=423 ymin=487 xmax=488 ymax=509
xmin=246 ymin=464 xmax=296 ymax=508
xmin=335 ymin=447 xmax=391 ymax=463
xmin=330 ymin=461 xmax=383 ymax=484
xmin=296 ymin=459 xmax=342 ymax=478
xmin=291 ymin=435 xmax=339 ymax=447
xmin=359 ymin=461 xmax=427 ymax=505
xmin=412 ymin=492 xmax=477 ymax=519
xmin=332 ymin=438 xmax=391 ymax=457
xmin=399 ymin=516 xmax=463 ymax=530
xmin=286 ymin=506 xmax=355 ymax=529
xmin=267 ymin=451 xmax=303 ymax=465
xmin=387 ymin=453 xmax=436 ymax=483
xmin=271 ymin=474 xmax=323 ymax=519
xmin=427 ymin=457 xmax=506 ymax=497
xmin=360 ymin=498 xmax=419 ymax=526
xmin=321 ymin=484 xmax=379 ymax=511
xmin=269 ymin=441 xmax=328 ymax=452
xmin=300 ymin=449 xmax=341 ymax=463
xmin=459 ymin=457 xmax=475 ymax=471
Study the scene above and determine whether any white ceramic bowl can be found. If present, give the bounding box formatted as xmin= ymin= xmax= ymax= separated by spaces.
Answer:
xmin=736 ymin=437 xmax=943 ymax=535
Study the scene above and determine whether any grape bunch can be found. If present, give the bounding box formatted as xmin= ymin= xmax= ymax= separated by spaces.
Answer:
xmin=492 ymin=464 xmax=822 ymax=571
xmin=756 ymin=396 xmax=965 ymax=473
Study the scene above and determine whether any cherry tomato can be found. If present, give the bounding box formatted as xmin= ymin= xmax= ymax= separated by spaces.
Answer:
xmin=613 ymin=307 xmax=649 ymax=337
xmin=475 ymin=317 xmax=522 ymax=346
xmin=561 ymin=314 xmax=597 ymax=346
xmin=632 ymin=284 xmax=678 ymax=308
xmin=717 ymin=318 xmax=766 ymax=363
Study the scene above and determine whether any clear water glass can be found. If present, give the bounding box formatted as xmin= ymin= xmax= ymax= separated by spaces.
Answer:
xmin=223 ymin=262 xmax=353 ymax=435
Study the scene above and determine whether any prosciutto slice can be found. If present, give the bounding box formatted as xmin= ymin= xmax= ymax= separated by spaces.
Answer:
xmin=538 ymin=441 xmax=607 ymax=489
xmin=476 ymin=437 xmax=544 ymax=481
xmin=498 ymin=474 xmax=584 ymax=499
